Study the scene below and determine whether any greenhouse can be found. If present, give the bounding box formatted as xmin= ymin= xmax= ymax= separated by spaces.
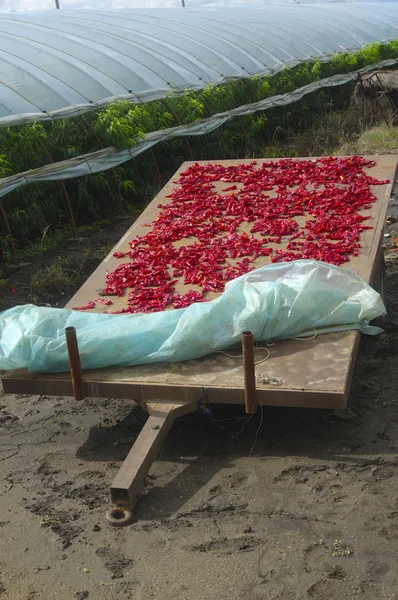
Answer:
xmin=2 ymin=5 xmax=398 ymax=123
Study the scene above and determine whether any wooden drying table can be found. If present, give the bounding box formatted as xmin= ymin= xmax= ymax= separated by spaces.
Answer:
xmin=2 ymin=156 xmax=397 ymax=524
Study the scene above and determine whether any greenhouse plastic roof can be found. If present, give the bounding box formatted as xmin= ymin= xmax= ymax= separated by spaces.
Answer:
xmin=1 ymin=3 xmax=398 ymax=126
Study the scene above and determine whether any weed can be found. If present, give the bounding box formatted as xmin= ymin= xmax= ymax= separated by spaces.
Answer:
xmin=29 ymin=245 xmax=90 ymax=301
xmin=113 ymin=436 xmax=137 ymax=446
xmin=7 ymin=219 xmax=113 ymax=264
xmin=339 ymin=123 xmax=398 ymax=155
xmin=30 ymin=263 xmax=75 ymax=299
xmin=382 ymin=398 xmax=398 ymax=407
xmin=331 ymin=539 xmax=352 ymax=557
xmin=361 ymin=375 xmax=378 ymax=389
xmin=29 ymin=293 xmax=40 ymax=305
xmin=333 ymin=408 xmax=357 ymax=420
xmin=39 ymin=225 xmax=51 ymax=263
xmin=95 ymin=242 xmax=116 ymax=260
xmin=362 ymin=357 xmax=383 ymax=368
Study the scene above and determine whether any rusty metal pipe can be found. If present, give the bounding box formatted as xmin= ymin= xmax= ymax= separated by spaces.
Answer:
xmin=242 ymin=331 xmax=257 ymax=415
xmin=65 ymin=326 xmax=85 ymax=401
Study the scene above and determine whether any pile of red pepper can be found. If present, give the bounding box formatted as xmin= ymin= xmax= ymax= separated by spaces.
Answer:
xmin=73 ymin=156 xmax=389 ymax=314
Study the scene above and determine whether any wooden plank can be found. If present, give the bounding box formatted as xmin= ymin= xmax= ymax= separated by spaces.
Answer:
xmin=2 ymin=360 xmax=348 ymax=410
xmin=110 ymin=401 xmax=198 ymax=508
xmin=110 ymin=411 xmax=174 ymax=507
xmin=2 ymin=156 xmax=396 ymax=410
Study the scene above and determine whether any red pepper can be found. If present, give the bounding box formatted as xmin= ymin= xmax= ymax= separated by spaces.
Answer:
xmin=72 ymin=301 xmax=95 ymax=310
xmin=95 ymin=298 xmax=113 ymax=306
xmin=72 ymin=157 xmax=387 ymax=314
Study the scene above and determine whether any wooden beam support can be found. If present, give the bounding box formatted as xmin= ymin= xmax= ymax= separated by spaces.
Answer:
xmin=109 ymin=402 xmax=198 ymax=516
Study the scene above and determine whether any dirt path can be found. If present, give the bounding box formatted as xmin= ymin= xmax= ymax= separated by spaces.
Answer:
xmin=1 ymin=198 xmax=398 ymax=600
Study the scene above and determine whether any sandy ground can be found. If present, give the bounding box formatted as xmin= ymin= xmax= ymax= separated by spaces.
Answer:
xmin=2 ymin=200 xmax=398 ymax=600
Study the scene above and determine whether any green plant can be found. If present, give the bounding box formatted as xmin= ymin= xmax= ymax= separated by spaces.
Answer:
xmin=331 ymin=539 xmax=352 ymax=557
xmin=333 ymin=408 xmax=358 ymax=420
xmin=30 ymin=263 xmax=75 ymax=299
xmin=382 ymin=398 xmax=398 ymax=407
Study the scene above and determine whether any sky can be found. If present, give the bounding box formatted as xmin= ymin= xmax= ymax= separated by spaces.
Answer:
xmin=0 ymin=0 xmax=396 ymax=10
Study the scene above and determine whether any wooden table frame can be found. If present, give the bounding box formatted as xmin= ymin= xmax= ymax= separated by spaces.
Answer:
xmin=2 ymin=156 xmax=396 ymax=524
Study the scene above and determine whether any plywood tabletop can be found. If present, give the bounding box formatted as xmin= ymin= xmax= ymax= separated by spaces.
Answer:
xmin=3 ymin=156 xmax=397 ymax=409
xmin=66 ymin=156 xmax=396 ymax=312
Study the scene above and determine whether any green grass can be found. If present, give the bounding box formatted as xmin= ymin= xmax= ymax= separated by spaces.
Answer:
xmin=1 ymin=218 xmax=118 ymax=265
xmin=29 ymin=262 xmax=77 ymax=300
xmin=27 ymin=242 xmax=115 ymax=303
xmin=382 ymin=398 xmax=398 ymax=407
xmin=256 ymin=104 xmax=362 ymax=159
xmin=339 ymin=123 xmax=398 ymax=155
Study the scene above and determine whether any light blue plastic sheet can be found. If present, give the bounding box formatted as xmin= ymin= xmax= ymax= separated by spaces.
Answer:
xmin=0 ymin=260 xmax=385 ymax=374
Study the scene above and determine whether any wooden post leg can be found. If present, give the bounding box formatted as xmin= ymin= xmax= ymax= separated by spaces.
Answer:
xmin=106 ymin=401 xmax=198 ymax=526
xmin=111 ymin=411 xmax=175 ymax=508
xmin=371 ymin=250 xmax=386 ymax=329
